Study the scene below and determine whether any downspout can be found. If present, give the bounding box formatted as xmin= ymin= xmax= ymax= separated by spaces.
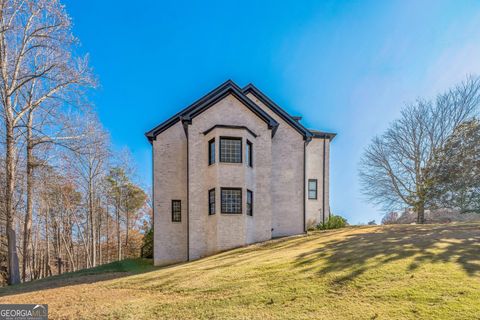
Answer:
xmin=185 ymin=125 xmax=190 ymax=261
xmin=322 ymin=137 xmax=326 ymax=225
xmin=152 ymin=142 xmax=155 ymax=259
xmin=303 ymin=141 xmax=306 ymax=232
xmin=181 ymin=116 xmax=191 ymax=261
xmin=303 ymin=136 xmax=312 ymax=232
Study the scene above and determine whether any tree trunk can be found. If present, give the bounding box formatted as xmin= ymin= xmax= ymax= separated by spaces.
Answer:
xmin=22 ymin=113 xmax=34 ymax=282
xmin=88 ymin=179 xmax=96 ymax=267
xmin=5 ymin=121 xmax=20 ymax=285
xmin=106 ymin=208 xmax=109 ymax=263
xmin=416 ymin=202 xmax=425 ymax=224
xmin=116 ymin=203 xmax=121 ymax=261
xmin=125 ymin=206 xmax=129 ymax=257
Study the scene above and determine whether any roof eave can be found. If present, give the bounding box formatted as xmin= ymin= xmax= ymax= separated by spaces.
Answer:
xmin=242 ymin=84 xmax=313 ymax=139
xmin=145 ymin=80 xmax=279 ymax=142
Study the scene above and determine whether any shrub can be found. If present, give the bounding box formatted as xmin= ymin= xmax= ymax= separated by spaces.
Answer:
xmin=316 ymin=215 xmax=348 ymax=230
xmin=141 ymin=228 xmax=153 ymax=259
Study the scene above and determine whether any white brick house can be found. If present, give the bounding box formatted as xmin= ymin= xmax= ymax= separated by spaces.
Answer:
xmin=146 ymin=80 xmax=335 ymax=266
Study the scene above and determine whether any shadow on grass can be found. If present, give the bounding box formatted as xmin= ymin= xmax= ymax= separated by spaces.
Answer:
xmin=0 ymin=258 xmax=161 ymax=298
xmin=295 ymin=223 xmax=480 ymax=285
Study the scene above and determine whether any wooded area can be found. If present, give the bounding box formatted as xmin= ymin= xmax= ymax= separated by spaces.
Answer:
xmin=0 ymin=0 xmax=150 ymax=285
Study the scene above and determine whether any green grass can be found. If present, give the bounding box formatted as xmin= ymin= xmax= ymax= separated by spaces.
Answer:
xmin=1 ymin=224 xmax=480 ymax=319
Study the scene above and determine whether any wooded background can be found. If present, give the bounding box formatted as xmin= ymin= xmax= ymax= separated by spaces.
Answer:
xmin=0 ymin=0 xmax=150 ymax=285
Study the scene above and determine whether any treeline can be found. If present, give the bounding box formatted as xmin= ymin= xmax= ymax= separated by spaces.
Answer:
xmin=360 ymin=76 xmax=480 ymax=223
xmin=0 ymin=0 xmax=150 ymax=285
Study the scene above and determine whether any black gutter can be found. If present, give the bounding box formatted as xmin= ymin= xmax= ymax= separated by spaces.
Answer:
xmin=145 ymin=80 xmax=279 ymax=142
xmin=243 ymin=84 xmax=314 ymax=141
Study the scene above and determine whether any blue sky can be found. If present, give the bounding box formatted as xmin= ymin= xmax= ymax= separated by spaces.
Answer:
xmin=64 ymin=0 xmax=480 ymax=224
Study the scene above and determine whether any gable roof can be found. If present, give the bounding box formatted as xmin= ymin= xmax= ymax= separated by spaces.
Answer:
xmin=242 ymin=84 xmax=314 ymax=140
xmin=145 ymin=80 xmax=279 ymax=142
xmin=242 ymin=84 xmax=336 ymax=141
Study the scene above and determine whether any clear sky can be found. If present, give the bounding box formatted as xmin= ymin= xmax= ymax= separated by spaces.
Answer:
xmin=64 ymin=0 xmax=480 ymax=224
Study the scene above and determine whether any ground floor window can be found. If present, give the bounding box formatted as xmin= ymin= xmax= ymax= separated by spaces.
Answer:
xmin=247 ymin=190 xmax=253 ymax=216
xmin=209 ymin=188 xmax=216 ymax=215
xmin=172 ymin=200 xmax=181 ymax=222
xmin=308 ymin=179 xmax=318 ymax=199
xmin=221 ymin=188 xmax=242 ymax=214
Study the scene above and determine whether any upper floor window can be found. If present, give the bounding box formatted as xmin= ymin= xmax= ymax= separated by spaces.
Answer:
xmin=208 ymin=188 xmax=216 ymax=215
xmin=221 ymin=188 xmax=242 ymax=214
xmin=172 ymin=200 xmax=181 ymax=222
xmin=246 ymin=190 xmax=253 ymax=216
xmin=220 ymin=137 xmax=242 ymax=163
xmin=208 ymin=138 xmax=215 ymax=165
xmin=246 ymin=140 xmax=253 ymax=167
xmin=308 ymin=179 xmax=318 ymax=200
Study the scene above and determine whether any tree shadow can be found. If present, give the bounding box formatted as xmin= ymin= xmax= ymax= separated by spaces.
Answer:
xmin=295 ymin=223 xmax=480 ymax=286
xmin=0 ymin=259 xmax=166 ymax=298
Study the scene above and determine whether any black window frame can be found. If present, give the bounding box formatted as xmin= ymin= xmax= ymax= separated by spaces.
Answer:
xmin=246 ymin=140 xmax=253 ymax=167
xmin=219 ymin=136 xmax=242 ymax=164
xmin=208 ymin=188 xmax=216 ymax=215
xmin=171 ymin=200 xmax=181 ymax=222
xmin=308 ymin=179 xmax=318 ymax=200
xmin=208 ymin=138 xmax=215 ymax=165
xmin=221 ymin=187 xmax=243 ymax=214
xmin=246 ymin=189 xmax=253 ymax=216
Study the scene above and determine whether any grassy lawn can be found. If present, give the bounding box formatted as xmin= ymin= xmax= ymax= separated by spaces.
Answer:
xmin=1 ymin=223 xmax=480 ymax=319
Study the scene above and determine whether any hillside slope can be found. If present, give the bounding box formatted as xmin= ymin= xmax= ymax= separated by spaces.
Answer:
xmin=1 ymin=224 xmax=480 ymax=319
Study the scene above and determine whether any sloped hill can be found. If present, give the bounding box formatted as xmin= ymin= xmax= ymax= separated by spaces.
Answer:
xmin=1 ymin=224 xmax=480 ymax=319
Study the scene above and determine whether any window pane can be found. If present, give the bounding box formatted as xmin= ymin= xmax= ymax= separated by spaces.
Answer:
xmin=247 ymin=190 xmax=253 ymax=216
xmin=209 ymin=139 xmax=215 ymax=165
xmin=246 ymin=141 xmax=253 ymax=167
xmin=220 ymin=138 xmax=242 ymax=163
xmin=221 ymin=188 xmax=242 ymax=213
xmin=308 ymin=179 xmax=317 ymax=199
xmin=209 ymin=189 xmax=216 ymax=215
xmin=172 ymin=200 xmax=181 ymax=222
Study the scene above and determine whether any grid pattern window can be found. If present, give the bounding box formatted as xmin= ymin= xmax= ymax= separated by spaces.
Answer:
xmin=208 ymin=189 xmax=216 ymax=215
xmin=208 ymin=138 xmax=215 ymax=165
xmin=308 ymin=179 xmax=318 ymax=199
xmin=221 ymin=188 xmax=242 ymax=214
xmin=246 ymin=190 xmax=253 ymax=216
xmin=171 ymin=200 xmax=181 ymax=222
xmin=246 ymin=140 xmax=253 ymax=167
xmin=220 ymin=137 xmax=242 ymax=163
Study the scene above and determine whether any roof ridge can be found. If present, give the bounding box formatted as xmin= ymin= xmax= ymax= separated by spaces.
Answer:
xmin=145 ymin=80 xmax=279 ymax=142
xmin=242 ymin=84 xmax=313 ymax=140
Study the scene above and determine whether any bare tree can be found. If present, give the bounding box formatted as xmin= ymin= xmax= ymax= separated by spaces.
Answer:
xmin=69 ymin=116 xmax=109 ymax=267
xmin=359 ymin=77 xmax=480 ymax=223
xmin=0 ymin=0 xmax=92 ymax=284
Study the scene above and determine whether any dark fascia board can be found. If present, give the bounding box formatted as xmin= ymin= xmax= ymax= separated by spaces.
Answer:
xmin=242 ymin=84 xmax=313 ymax=140
xmin=145 ymin=80 xmax=279 ymax=143
xmin=310 ymin=129 xmax=337 ymax=141
xmin=203 ymin=124 xmax=258 ymax=138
